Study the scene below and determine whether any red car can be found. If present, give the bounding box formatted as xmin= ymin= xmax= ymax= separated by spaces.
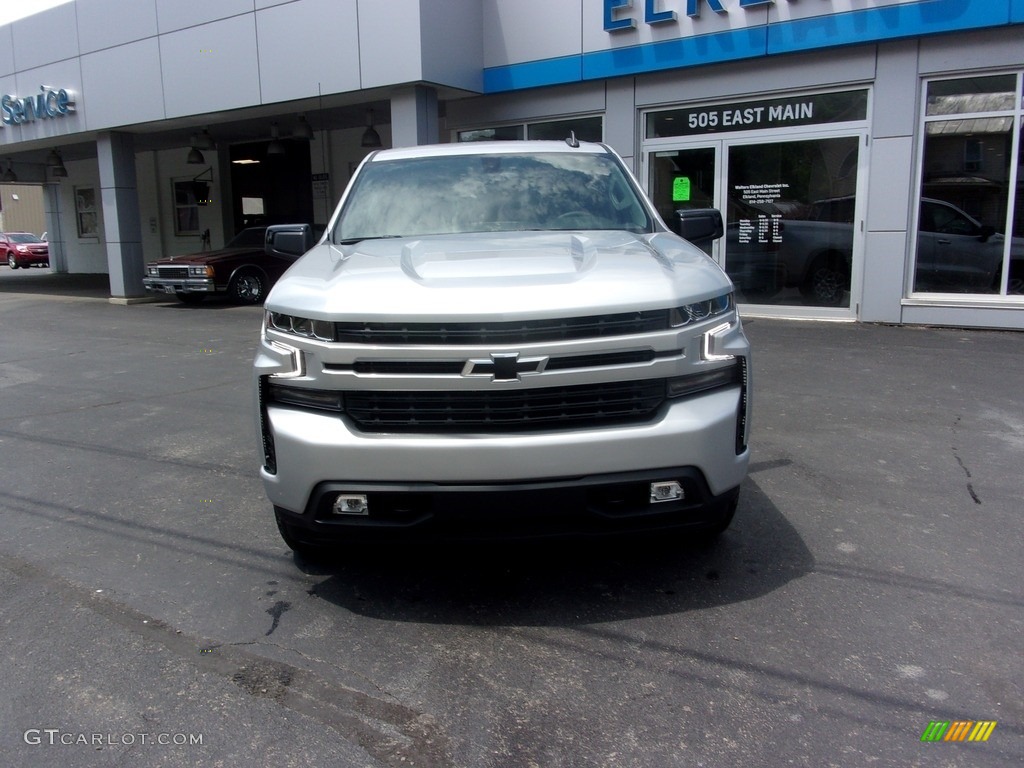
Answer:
xmin=1 ymin=232 xmax=50 ymax=269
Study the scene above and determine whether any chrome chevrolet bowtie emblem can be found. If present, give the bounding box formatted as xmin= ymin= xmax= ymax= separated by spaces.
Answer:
xmin=463 ymin=352 xmax=549 ymax=381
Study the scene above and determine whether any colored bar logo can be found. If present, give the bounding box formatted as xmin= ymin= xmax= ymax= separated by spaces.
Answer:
xmin=921 ymin=721 xmax=996 ymax=742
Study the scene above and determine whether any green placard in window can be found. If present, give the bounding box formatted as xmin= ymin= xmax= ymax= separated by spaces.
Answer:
xmin=673 ymin=176 xmax=691 ymax=202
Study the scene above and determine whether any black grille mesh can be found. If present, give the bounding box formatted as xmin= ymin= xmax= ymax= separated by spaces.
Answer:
xmin=345 ymin=380 xmax=666 ymax=432
xmin=333 ymin=310 xmax=671 ymax=345
xmin=158 ymin=266 xmax=190 ymax=279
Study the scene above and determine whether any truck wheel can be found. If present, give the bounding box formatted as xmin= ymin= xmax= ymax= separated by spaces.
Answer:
xmin=229 ymin=270 xmax=266 ymax=304
xmin=800 ymin=254 xmax=847 ymax=306
xmin=702 ymin=493 xmax=738 ymax=539
xmin=274 ymin=507 xmax=329 ymax=562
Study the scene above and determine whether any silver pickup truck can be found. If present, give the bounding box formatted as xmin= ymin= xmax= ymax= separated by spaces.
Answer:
xmin=253 ymin=140 xmax=751 ymax=555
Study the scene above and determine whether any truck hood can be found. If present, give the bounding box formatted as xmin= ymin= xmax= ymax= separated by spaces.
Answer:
xmin=266 ymin=231 xmax=732 ymax=319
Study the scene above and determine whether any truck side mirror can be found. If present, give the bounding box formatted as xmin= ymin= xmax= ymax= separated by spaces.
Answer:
xmin=265 ymin=224 xmax=314 ymax=257
xmin=672 ymin=208 xmax=724 ymax=244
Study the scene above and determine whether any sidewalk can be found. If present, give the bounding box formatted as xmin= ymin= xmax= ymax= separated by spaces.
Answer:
xmin=0 ymin=269 xmax=112 ymax=299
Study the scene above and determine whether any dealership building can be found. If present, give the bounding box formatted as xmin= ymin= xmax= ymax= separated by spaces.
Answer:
xmin=1 ymin=0 xmax=1021 ymax=328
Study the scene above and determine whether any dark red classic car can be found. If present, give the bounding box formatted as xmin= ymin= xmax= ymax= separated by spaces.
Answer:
xmin=142 ymin=227 xmax=312 ymax=304
xmin=1 ymin=232 xmax=50 ymax=269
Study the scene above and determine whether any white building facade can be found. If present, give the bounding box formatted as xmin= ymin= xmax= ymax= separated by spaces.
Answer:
xmin=1 ymin=0 xmax=1022 ymax=328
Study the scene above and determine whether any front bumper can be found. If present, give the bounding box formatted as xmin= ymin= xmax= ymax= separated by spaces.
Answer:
xmin=142 ymin=276 xmax=216 ymax=295
xmin=275 ymin=468 xmax=741 ymax=543
xmin=260 ymin=383 xmax=749 ymax=530
xmin=11 ymin=253 xmax=49 ymax=267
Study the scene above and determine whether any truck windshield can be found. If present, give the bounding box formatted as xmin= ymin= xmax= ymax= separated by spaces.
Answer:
xmin=333 ymin=152 xmax=653 ymax=242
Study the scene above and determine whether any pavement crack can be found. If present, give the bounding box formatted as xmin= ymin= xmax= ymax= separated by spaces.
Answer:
xmin=951 ymin=415 xmax=982 ymax=505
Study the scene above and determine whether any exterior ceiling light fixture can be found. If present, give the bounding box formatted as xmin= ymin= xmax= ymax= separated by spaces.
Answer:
xmin=195 ymin=128 xmax=216 ymax=150
xmin=361 ymin=109 xmax=382 ymax=148
xmin=293 ymin=115 xmax=314 ymax=141
xmin=187 ymin=134 xmax=205 ymax=165
xmin=267 ymin=123 xmax=285 ymax=155
xmin=48 ymin=149 xmax=68 ymax=178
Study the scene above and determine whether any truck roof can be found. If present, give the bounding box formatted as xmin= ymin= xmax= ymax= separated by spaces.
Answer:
xmin=364 ymin=139 xmax=612 ymax=163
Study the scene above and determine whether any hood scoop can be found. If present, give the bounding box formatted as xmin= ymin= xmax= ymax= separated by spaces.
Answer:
xmin=399 ymin=234 xmax=593 ymax=282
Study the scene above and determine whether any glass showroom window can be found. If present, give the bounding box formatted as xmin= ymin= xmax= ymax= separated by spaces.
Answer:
xmin=458 ymin=117 xmax=602 ymax=143
xmin=915 ymin=74 xmax=1022 ymax=296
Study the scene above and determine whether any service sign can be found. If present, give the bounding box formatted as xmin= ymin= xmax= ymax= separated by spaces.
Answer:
xmin=0 ymin=86 xmax=77 ymax=128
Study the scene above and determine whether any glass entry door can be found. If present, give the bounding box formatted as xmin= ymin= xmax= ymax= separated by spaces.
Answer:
xmin=650 ymin=146 xmax=719 ymax=258
xmin=648 ymin=134 xmax=864 ymax=310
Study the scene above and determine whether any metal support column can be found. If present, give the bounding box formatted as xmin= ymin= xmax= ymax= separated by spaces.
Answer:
xmin=97 ymin=131 xmax=147 ymax=302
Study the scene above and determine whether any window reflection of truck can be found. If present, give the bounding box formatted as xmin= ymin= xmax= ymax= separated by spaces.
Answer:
xmin=721 ymin=195 xmax=1022 ymax=304
xmin=915 ymin=198 xmax=1023 ymax=294
xmin=719 ymin=197 xmax=854 ymax=306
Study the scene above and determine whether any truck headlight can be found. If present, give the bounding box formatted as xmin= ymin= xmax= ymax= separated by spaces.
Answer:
xmin=670 ymin=292 xmax=733 ymax=327
xmin=266 ymin=311 xmax=336 ymax=342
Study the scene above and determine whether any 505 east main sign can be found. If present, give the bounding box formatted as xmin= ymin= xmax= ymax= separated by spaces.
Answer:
xmin=1 ymin=86 xmax=76 ymax=127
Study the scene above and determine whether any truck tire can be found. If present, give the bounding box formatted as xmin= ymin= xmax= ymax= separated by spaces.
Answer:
xmin=800 ymin=253 xmax=847 ymax=306
xmin=274 ymin=507 xmax=329 ymax=562
xmin=229 ymin=270 xmax=266 ymax=304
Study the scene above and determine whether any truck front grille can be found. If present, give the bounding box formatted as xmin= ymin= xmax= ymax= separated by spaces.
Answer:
xmin=333 ymin=310 xmax=671 ymax=345
xmin=158 ymin=266 xmax=190 ymax=279
xmin=344 ymin=380 xmax=667 ymax=432
xmin=344 ymin=349 xmax=662 ymax=376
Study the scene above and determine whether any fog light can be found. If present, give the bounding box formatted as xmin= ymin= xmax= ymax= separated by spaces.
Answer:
xmin=650 ymin=481 xmax=684 ymax=504
xmin=332 ymin=494 xmax=369 ymax=516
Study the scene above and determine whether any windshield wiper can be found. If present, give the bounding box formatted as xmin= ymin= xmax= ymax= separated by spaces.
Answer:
xmin=335 ymin=235 xmax=403 ymax=246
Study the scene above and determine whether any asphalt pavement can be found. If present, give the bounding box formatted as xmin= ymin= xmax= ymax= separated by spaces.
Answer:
xmin=0 ymin=268 xmax=1021 ymax=767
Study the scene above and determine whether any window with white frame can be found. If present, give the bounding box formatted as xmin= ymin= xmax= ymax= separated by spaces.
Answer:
xmin=74 ymin=187 xmax=98 ymax=238
xmin=914 ymin=73 xmax=1023 ymax=296
xmin=173 ymin=179 xmax=201 ymax=236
